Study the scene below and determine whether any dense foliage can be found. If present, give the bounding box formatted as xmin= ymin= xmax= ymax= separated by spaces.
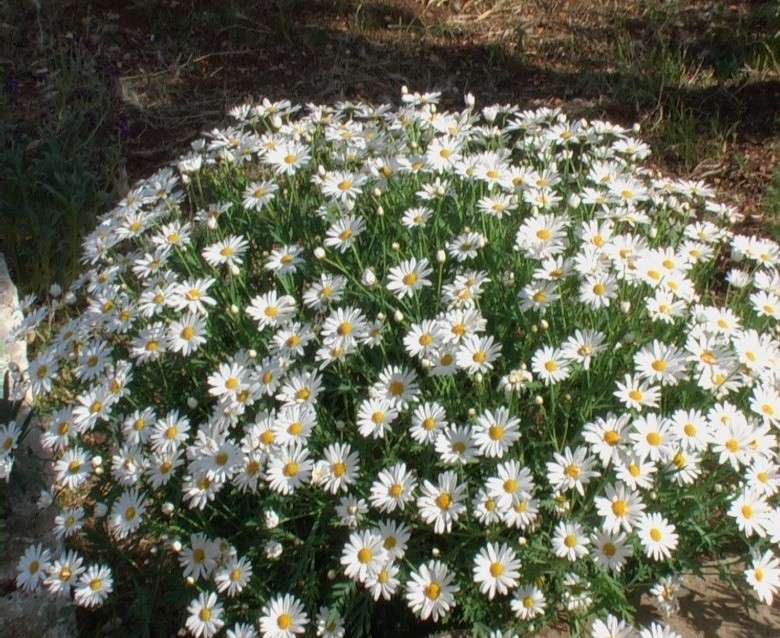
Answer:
xmin=7 ymin=91 xmax=780 ymax=638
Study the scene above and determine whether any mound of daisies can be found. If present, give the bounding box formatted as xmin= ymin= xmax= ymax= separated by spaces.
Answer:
xmin=9 ymin=89 xmax=780 ymax=638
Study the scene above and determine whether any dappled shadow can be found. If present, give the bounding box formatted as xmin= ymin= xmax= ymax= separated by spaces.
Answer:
xmin=3 ymin=1 xmax=778 ymax=176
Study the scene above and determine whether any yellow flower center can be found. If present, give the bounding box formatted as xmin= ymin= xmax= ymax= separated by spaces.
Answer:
xmin=357 ymin=548 xmax=373 ymax=564
xmin=489 ymin=562 xmax=504 ymax=577
xmin=283 ymin=462 xmax=299 ymax=477
xmin=649 ymin=528 xmax=662 ymax=542
xmin=424 ymin=582 xmax=441 ymax=600
xmin=436 ymin=492 xmax=452 ymax=510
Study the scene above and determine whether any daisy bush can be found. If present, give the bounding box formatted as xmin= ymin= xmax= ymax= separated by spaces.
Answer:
xmin=10 ymin=89 xmax=780 ymax=638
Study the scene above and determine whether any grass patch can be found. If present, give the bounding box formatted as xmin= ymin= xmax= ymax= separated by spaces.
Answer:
xmin=0 ymin=9 xmax=125 ymax=295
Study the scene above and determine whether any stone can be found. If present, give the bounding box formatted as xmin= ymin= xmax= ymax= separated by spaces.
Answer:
xmin=0 ymin=252 xmax=77 ymax=637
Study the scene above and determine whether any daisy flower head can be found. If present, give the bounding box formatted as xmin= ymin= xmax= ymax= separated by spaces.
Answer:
xmin=532 ymin=345 xmax=571 ymax=385
xmin=456 ymin=333 xmax=501 ymax=375
xmin=745 ymin=549 xmax=780 ymax=604
xmin=552 ymin=519 xmax=590 ymax=561
xmin=369 ymin=462 xmax=417 ymax=513
xmin=473 ymin=407 xmax=521 ymax=458
xmin=340 ymin=530 xmax=388 ymax=583
xmin=16 ymin=543 xmax=51 ymax=592
xmin=637 ymin=513 xmax=679 ymax=561
xmin=472 ymin=542 xmax=521 ymax=599
xmin=259 ymin=593 xmax=309 ymax=638
xmin=417 ymin=470 xmax=468 ymax=534
xmin=186 ymin=591 xmax=225 ymax=638
xmin=386 ymin=257 xmax=432 ymax=300
xmin=511 ymin=584 xmax=546 ymax=620
xmin=405 ymin=560 xmax=460 ymax=622
xmin=74 ymin=564 xmax=113 ymax=608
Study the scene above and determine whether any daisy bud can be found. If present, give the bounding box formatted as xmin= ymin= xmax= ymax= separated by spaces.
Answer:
xmin=465 ymin=92 xmax=475 ymax=107
xmin=393 ymin=310 xmax=404 ymax=323
xmin=36 ymin=489 xmax=53 ymax=510
xmin=94 ymin=466 xmax=103 ymax=476
xmin=229 ymin=264 xmax=240 ymax=276
xmin=531 ymin=324 xmax=538 ymax=333
xmin=564 ymin=393 xmax=572 ymax=401
xmin=94 ymin=502 xmax=108 ymax=517
xmin=49 ymin=283 xmax=62 ymax=297
xmin=318 ymin=164 xmax=326 ymax=176
xmin=373 ymin=187 xmax=381 ymax=197
xmin=431 ymin=547 xmax=440 ymax=557
xmin=624 ymin=332 xmax=635 ymax=344
xmin=91 ymin=455 xmax=103 ymax=468
xmin=265 ymin=540 xmax=283 ymax=559
xmin=361 ymin=268 xmax=377 ymax=286
xmin=650 ymin=490 xmax=658 ymax=500
xmin=327 ymin=569 xmax=337 ymax=581
xmin=649 ymin=226 xmax=658 ymax=239
xmin=376 ymin=312 xmax=385 ymax=321
xmin=187 ymin=397 xmax=198 ymax=409
xmin=185 ymin=576 xmax=195 ymax=587
xmin=391 ymin=241 xmax=400 ymax=251
xmin=64 ymin=291 xmax=77 ymax=305
xmin=474 ymin=372 xmax=484 ymax=383
xmin=633 ymin=122 xmax=641 ymax=132
xmin=421 ymin=358 xmax=433 ymax=369
xmin=377 ymin=205 xmax=384 ymax=217
xmin=401 ymin=84 xmax=408 ymax=94
xmin=567 ymin=193 xmax=581 ymax=208
xmin=714 ymin=484 xmax=723 ymax=493
xmin=436 ymin=249 xmax=446 ymax=264
xmin=540 ymin=319 xmax=549 ymax=330
xmin=335 ymin=420 xmax=345 ymax=431
xmin=534 ymin=395 xmax=544 ymax=406
xmin=518 ymin=536 xmax=527 ymax=546
xmin=264 ymin=510 xmax=280 ymax=529
xmin=162 ymin=502 xmax=175 ymax=516
xmin=149 ymin=546 xmax=157 ymax=556
xmin=467 ymin=407 xmax=476 ymax=418
xmin=620 ymin=301 xmax=631 ymax=313
xmin=270 ymin=115 xmax=282 ymax=129
xmin=313 ymin=246 xmax=326 ymax=260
